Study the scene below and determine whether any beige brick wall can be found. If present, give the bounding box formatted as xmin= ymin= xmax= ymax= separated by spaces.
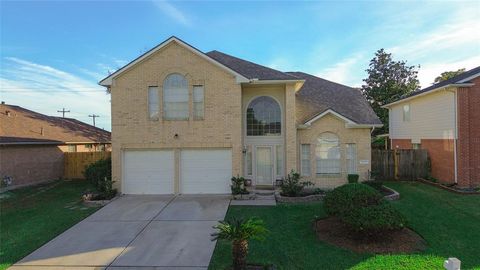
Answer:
xmin=297 ymin=114 xmax=372 ymax=189
xmin=110 ymin=41 xmax=242 ymax=192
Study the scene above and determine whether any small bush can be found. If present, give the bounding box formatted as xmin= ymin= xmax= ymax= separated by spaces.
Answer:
xmin=324 ymin=183 xmax=407 ymax=237
xmin=231 ymin=175 xmax=249 ymax=195
xmin=342 ymin=201 xmax=407 ymax=235
xmin=323 ymin=183 xmax=383 ymax=216
xmin=347 ymin=174 xmax=359 ymax=183
xmin=363 ymin=180 xmax=384 ymax=191
xmin=280 ymin=170 xmax=313 ymax=197
xmin=84 ymin=158 xmax=116 ymax=199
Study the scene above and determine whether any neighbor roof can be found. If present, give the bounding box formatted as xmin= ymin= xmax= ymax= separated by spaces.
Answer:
xmin=384 ymin=65 xmax=480 ymax=107
xmin=0 ymin=104 xmax=111 ymax=145
xmin=289 ymin=72 xmax=382 ymax=125
xmin=206 ymin=51 xmax=300 ymax=81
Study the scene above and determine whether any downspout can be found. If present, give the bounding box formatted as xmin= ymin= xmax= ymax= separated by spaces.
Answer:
xmin=448 ymin=88 xmax=459 ymax=184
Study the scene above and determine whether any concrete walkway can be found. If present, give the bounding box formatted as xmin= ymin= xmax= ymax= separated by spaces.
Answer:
xmin=10 ymin=195 xmax=231 ymax=270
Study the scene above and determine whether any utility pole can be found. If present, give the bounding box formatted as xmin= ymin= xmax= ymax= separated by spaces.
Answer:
xmin=88 ymin=114 xmax=99 ymax=127
xmin=57 ymin=108 xmax=70 ymax=118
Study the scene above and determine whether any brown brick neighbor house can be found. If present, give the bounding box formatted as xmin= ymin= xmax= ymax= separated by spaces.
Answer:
xmin=0 ymin=103 xmax=111 ymax=189
xmin=99 ymin=36 xmax=382 ymax=195
xmin=383 ymin=66 xmax=480 ymax=188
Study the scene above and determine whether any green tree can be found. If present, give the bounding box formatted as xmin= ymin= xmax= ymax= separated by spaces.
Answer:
xmin=211 ymin=217 xmax=268 ymax=270
xmin=434 ymin=68 xmax=465 ymax=84
xmin=362 ymin=49 xmax=420 ymax=134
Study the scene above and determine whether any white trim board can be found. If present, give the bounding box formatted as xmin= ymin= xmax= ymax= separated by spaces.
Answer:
xmin=99 ymin=36 xmax=249 ymax=86
xmin=300 ymin=109 xmax=382 ymax=129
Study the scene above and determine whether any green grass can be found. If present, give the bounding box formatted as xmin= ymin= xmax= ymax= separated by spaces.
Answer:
xmin=0 ymin=180 xmax=100 ymax=270
xmin=209 ymin=181 xmax=480 ymax=270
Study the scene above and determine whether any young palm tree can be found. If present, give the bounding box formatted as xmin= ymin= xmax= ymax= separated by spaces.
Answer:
xmin=212 ymin=217 xmax=268 ymax=270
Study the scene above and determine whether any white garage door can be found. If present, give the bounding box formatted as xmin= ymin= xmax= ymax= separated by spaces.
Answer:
xmin=123 ymin=150 xmax=174 ymax=194
xmin=180 ymin=149 xmax=232 ymax=194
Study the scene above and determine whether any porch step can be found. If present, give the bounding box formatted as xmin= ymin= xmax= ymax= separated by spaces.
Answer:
xmin=255 ymin=194 xmax=275 ymax=200
xmin=254 ymin=190 xmax=275 ymax=196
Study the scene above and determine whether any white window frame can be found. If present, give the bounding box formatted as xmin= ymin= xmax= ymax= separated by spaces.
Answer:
xmin=301 ymin=144 xmax=311 ymax=176
xmin=193 ymin=85 xmax=204 ymax=120
xmin=403 ymin=104 xmax=411 ymax=122
xmin=245 ymin=145 xmax=253 ymax=176
xmin=316 ymin=132 xmax=341 ymax=175
xmin=148 ymin=86 xmax=159 ymax=120
xmin=276 ymin=145 xmax=284 ymax=177
xmin=346 ymin=143 xmax=357 ymax=174
xmin=163 ymin=73 xmax=189 ymax=120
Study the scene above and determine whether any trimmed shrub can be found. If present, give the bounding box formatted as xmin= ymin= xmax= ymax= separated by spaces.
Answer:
xmin=84 ymin=158 xmax=116 ymax=199
xmin=342 ymin=201 xmax=407 ymax=235
xmin=363 ymin=180 xmax=384 ymax=191
xmin=347 ymin=174 xmax=359 ymax=183
xmin=323 ymin=183 xmax=383 ymax=216
xmin=280 ymin=170 xmax=313 ymax=197
xmin=324 ymin=183 xmax=407 ymax=237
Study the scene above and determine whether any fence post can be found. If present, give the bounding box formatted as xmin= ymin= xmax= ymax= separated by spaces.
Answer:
xmin=394 ymin=149 xmax=399 ymax=180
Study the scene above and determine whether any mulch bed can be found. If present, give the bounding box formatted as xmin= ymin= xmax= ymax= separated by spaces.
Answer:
xmin=314 ymin=217 xmax=426 ymax=254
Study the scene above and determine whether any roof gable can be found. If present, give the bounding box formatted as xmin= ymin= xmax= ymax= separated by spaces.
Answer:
xmin=99 ymin=36 xmax=249 ymax=86
xmin=289 ymin=72 xmax=382 ymax=126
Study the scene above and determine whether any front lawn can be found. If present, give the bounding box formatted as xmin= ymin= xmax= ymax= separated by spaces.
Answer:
xmin=0 ymin=180 xmax=100 ymax=270
xmin=209 ymin=181 xmax=480 ymax=270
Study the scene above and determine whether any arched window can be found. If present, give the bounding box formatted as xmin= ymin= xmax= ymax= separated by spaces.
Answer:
xmin=316 ymin=132 xmax=340 ymax=174
xmin=246 ymin=96 xmax=281 ymax=136
xmin=163 ymin=73 xmax=189 ymax=120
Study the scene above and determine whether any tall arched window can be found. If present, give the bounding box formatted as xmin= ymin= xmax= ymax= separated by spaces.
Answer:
xmin=316 ymin=132 xmax=340 ymax=174
xmin=246 ymin=96 xmax=281 ymax=136
xmin=163 ymin=73 xmax=189 ymax=120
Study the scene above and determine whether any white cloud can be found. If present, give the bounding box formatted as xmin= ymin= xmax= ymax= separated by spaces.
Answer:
xmin=316 ymin=54 xmax=365 ymax=87
xmin=0 ymin=58 xmax=111 ymax=130
xmin=152 ymin=0 xmax=190 ymax=26
xmin=417 ymin=56 xmax=480 ymax=87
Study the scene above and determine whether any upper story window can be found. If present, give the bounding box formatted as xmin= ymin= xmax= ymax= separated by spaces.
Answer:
xmin=193 ymin=85 xmax=204 ymax=120
xmin=403 ymin=104 xmax=410 ymax=122
xmin=148 ymin=86 xmax=159 ymax=120
xmin=316 ymin=132 xmax=340 ymax=174
xmin=163 ymin=73 xmax=189 ymax=120
xmin=246 ymin=96 xmax=281 ymax=136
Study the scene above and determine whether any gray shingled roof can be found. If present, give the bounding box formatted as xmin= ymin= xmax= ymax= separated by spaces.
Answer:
xmin=288 ymin=72 xmax=382 ymax=125
xmin=391 ymin=65 xmax=480 ymax=103
xmin=206 ymin=50 xmax=300 ymax=81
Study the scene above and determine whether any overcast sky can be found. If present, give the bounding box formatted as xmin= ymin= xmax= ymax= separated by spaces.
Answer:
xmin=1 ymin=0 xmax=479 ymax=131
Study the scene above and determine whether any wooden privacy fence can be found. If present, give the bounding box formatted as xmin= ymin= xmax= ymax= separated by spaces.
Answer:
xmin=372 ymin=149 xmax=429 ymax=180
xmin=64 ymin=151 xmax=111 ymax=179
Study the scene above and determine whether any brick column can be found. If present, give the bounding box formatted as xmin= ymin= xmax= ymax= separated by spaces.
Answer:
xmin=285 ymin=83 xmax=297 ymax=173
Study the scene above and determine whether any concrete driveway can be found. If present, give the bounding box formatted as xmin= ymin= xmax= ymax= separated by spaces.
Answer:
xmin=10 ymin=195 xmax=231 ymax=270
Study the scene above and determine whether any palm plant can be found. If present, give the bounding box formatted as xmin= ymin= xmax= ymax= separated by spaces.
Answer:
xmin=211 ymin=217 xmax=268 ymax=270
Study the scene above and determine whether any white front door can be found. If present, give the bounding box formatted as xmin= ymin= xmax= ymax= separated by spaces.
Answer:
xmin=255 ymin=146 xmax=273 ymax=185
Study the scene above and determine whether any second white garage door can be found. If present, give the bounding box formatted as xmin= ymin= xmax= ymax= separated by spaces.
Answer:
xmin=180 ymin=149 xmax=232 ymax=194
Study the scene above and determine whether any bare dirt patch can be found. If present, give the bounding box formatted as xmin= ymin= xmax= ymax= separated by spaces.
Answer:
xmin=314 ymin=217 xmax=426 ymax=254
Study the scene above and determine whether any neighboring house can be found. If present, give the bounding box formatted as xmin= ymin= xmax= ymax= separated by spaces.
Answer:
xmin=383 ymin=66 xmax=480 ymax=188
xmin=0 ymin=103 xmax=111 ymax=188
xmin=99 ymin=36 xmax=381 ymax=195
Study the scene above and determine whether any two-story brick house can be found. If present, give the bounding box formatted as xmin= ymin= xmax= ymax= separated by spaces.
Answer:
xmin=99 ymin=37 xmax=381 ymax=194
xmin=384 ymin=66 xmax=480 ymax=188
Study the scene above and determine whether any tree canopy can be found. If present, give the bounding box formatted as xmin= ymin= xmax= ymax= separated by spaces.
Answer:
xmin=434 ymin=68 xmax=465 ymax=84
xmin=362 ymin=49 xmax=420 ymax=134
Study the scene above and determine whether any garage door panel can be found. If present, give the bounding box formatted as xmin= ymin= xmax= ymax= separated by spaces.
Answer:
xmin=123 ymin=150 xmax=174 ymax=195
xmin=181 ymin=149 xmax=232 ymax=194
